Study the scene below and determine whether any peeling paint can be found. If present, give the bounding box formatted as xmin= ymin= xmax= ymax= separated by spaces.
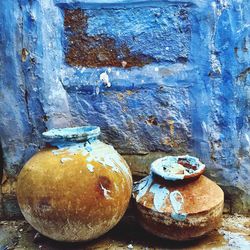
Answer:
xmin=149 ymin=183 xmax=169 ymax=212
xmin=133 ymin=175 xmax=153 ymax=202
xmin=169 ymin=190 xmax=187 ymax=221
xmin=64 ymin=9 xmax=156 ymax=68
xmin=133 ymin=173 xmax=187 ymax=221
xmin=47 ymin=127 xmax=131 ymax=181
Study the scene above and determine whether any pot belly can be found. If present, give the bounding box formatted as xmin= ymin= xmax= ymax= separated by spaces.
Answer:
xmin=17 ymin=144 xmax=132 ymax=242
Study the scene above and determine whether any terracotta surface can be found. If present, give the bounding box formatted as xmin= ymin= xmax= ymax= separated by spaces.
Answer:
xmin=133 ymin=175 xmax=224 ymax=241
xmin=17 ymin=141 xmax=132 ymax=242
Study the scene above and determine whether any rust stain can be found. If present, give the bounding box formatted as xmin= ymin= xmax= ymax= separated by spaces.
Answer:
xmin=64 ymin=9 xmax=155 ymax=68
xmin=116 ymin=90 xmax=137 ymax=101
xmin=21 ymin=48 xmax=29 ymax=62
xmin=117 ymin=93 xmax=125 ymax=101
xmin=145 ymin=116 xmax=158 ymax=126
xmin=168 ymin=120 xmax=175 ymax=137
xmin=236 ymin=67 xmax=250 ymax=82
xmin=162 ymin=120 xmax=179 ymax=148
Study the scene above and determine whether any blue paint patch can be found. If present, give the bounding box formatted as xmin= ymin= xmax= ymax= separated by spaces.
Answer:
xmin=84 ymin=6 xmax=191 ymax=64
xmin=134 ymin=174 xmax=187 ymax=221
xmin=171 ymin=212 xmax=187 ymax=221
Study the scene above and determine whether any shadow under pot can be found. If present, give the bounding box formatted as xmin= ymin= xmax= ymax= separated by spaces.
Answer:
xmin=132 ymin=155 xmax=224 ymax=241
xmin=16 ymin=126 xmax=132 ymax=242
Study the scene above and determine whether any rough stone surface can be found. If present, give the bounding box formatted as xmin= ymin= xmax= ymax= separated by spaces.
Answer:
xmin=0 ymin=0 xmax=250 ymax=214
xmin=0 ymin=214 xmax=250 ymax=249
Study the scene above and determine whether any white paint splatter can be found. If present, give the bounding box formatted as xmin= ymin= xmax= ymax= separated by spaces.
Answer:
xmin=100 ymin=184 xmax=111 ymax=199
xmin=211 ymin=54 xmax=222 ymax=75
xmin=52 ymin=140 xmax=131 ymax=181
xmin=60 ymin=157 xmax=73 ymax=164
xmin=87 ymin=164 xmax=94 ymax=173
xmin=202 ymin=121 xmax=207 ymax=132
xmin=95 ymin=86 xmax=100 ymax=95
xmin=87 ymin=155 xmax=94 ymax=162
xmin=100 ymin=72 xmax=111 ymax=87
xmin=121 ymin=61 xmax=127 ymax=68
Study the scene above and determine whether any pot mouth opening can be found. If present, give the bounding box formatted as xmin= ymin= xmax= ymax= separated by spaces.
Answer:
xmin=150 ymin=155 xmax=205 ymax=181
xmin=42 ymin=126 xmax=100 ymax=144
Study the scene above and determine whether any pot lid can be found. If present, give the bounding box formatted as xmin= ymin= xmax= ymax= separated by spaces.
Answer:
xmin=150 ymin=155 xmax=205 ymax=181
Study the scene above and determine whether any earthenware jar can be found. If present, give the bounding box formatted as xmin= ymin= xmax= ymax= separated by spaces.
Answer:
xmin=17 ymin=126 xmax=132 ymax=242
xmin=132 ymin=155 xmax=224 ymax=241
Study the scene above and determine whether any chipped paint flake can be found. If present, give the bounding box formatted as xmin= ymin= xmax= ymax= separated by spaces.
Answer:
xmin=134 ymin=175 xmax=187 ymax=221
xmin=133 ymin=175 xmax=153 ymax=202
xmin=150 ymin=183 xmax=169 ymax=213
xmin=169 ymin=190 xmax=187 ymax=221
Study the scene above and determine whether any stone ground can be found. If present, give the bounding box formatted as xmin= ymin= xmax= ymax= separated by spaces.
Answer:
xmin=0 ymin=214 xmax=249 ymax=250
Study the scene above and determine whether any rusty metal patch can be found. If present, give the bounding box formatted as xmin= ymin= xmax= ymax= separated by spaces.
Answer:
xmin=64 ymin=9 xmax=155 ymax=68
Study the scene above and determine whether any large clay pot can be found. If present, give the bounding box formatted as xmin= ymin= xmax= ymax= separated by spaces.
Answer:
xmin=133 ymin=155 xmax=224 ymax=241
xmin=17 ymin=126 xmax=132 ymax=242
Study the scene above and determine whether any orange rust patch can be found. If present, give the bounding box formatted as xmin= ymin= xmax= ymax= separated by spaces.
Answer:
xmin=64 ymin=9 xmax=155 ymax=68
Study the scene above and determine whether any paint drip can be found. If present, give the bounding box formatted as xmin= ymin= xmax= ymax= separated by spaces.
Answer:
xmin=133 ymin=174 xmax=187 ymax=220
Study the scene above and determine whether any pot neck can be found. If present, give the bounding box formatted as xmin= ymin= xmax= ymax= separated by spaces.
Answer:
xmin=42 ymin=126 xmax=100 ymax=147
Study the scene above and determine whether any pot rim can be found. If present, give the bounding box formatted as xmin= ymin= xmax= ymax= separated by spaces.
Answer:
xmin=42 ymin=126 xmax=101 ymax=143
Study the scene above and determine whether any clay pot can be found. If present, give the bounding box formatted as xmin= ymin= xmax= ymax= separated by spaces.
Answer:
xmin=132 ymin=155 xmax=224 ymax=241
xmin=17 ymin=126 xmax=132 ymax=242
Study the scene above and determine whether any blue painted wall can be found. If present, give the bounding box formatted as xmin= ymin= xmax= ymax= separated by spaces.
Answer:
xmin=0 ymin=0 xmax=249 ymax=212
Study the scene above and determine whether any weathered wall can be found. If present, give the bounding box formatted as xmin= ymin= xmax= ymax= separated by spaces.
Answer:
xmin=0 ymin=0 xmax=250 ymax=216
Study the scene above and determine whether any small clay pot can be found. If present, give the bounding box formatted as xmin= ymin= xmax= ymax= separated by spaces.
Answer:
xmin=17 ymin=126 xmax=132 ymax=242
xmin=132 ymin=155 xmax=224 ymax=241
